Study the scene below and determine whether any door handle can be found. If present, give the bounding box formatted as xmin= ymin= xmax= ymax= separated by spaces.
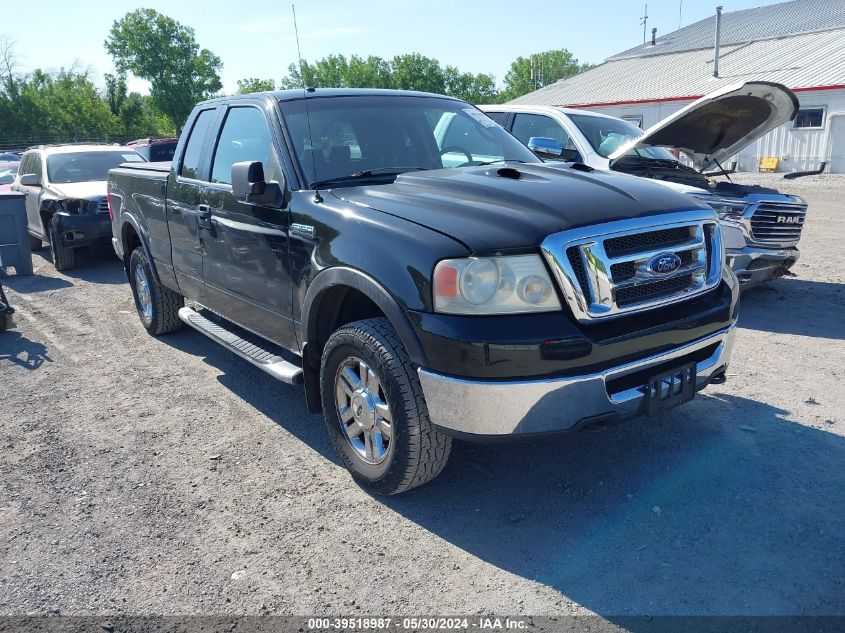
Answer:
xmin=197 ymin=204 xmax=213 ymax=231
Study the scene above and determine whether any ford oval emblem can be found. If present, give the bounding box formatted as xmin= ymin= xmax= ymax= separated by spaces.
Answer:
xmin=647 ymin=252 xmax=682 ymax=275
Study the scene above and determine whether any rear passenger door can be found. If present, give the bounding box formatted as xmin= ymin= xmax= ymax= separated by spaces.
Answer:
xmin=167 ymin=107 xmax=218 ymax=303
xmin=200 ymin=103 xmax=297 ymax=350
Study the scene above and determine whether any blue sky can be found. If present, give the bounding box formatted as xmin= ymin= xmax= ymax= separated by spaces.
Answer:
xmin=6 ymin=0 xmax=779 ymax=94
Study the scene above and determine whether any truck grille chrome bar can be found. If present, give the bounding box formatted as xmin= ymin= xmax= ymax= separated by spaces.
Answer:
xmin=540 ymin=210 xmax=723 ymax=322
xmin=749 ymin=200 xmax=807 ymax=244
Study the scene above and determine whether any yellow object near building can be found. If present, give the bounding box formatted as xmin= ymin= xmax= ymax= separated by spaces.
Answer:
xmin=759 ymin=156 xmax=780 ymax=172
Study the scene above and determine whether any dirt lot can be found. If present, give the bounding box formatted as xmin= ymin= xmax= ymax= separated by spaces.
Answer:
xmin=1 ymin=174 xmax=843 ymax=620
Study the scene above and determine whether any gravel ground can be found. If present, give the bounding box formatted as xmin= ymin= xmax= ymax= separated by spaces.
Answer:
xmin=0 ymin=173 xmax=843 ymax=621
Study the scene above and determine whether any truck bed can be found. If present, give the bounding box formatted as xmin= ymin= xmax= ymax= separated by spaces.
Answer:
xmin=116 ymin=160 xmax=172 ymax=174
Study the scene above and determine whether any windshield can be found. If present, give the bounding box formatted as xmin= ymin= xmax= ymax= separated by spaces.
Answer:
xmin=46 ymin=151 xmax=144 ymax=184
xmin=281 ymin=95 xmax=539 ymax=187
xmin=0 ymin=169 xmax=15 ymax=185
xmin=568 ymin=113 xmax=676 ymax=161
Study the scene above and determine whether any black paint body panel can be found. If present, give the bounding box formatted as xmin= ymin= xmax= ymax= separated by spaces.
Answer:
xmin=108 ymin=89 xmax=738 ymax=389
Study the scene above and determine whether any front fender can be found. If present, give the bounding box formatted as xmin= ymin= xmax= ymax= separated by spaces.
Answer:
xmin=300 ymin=266 xmax=427 ymax=367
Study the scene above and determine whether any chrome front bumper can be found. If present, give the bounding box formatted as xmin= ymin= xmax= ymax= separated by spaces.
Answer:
xmin=418 ymin=324 xmax=736 ymax=437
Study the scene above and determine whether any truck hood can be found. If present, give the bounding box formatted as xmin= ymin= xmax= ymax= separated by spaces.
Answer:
xmin=609 ymin=81 xmax=799 ymax=173
xmin=331 ymin=164 xmax=709 ymax=252
xmin=49 ymin=181 xmax=107 ymax=200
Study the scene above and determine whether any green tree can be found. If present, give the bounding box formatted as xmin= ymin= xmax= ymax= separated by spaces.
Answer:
xmin=1 ymin=67 xmax=119 ymax=142
xmin=119 ymin=93 xmax=175 ymax=138
xmin=389 ymin=53 xmax=445 ymax=93
xmin=443 ymin=66 xmax=498 ymax=104
xmin=236 ymin=77 xmax=276 ymax=94
xmin=104 ymin=9 xmax=222 ymax=131
xmin=278 ymin=52 xmax=495 ymax=101
xmin=104 ymin=72 xmax=127 ymax=115
xmin=499 ymin=49 xmax=591 ymax=102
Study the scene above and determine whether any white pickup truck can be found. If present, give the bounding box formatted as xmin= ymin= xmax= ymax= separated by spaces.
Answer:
xmin=481 ymin=81 xmax=808 ymax=290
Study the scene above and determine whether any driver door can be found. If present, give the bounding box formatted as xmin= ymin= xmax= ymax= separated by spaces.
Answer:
xmin=200 ymin=103 xmax=296 ymax=350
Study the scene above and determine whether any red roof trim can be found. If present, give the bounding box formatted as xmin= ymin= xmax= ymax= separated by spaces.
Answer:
xmin=792 ymin=84 xmax=845 ymax=93
xmin=566 ymin=84 xmax=845 ymax=108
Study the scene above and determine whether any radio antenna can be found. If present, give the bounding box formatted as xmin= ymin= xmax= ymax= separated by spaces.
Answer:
xmin=292 ymin=4 xmax=304 ymax=88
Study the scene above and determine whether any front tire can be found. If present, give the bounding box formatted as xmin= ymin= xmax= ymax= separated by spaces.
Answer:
xmin=129 ymin=247 xmax=183 ymax=335
xmin=29 ymin=235 xmax=44 ymax=251
xmin=47 ymin=221 xmax=76 ymax=272
xmin=320 ymin=318 xmax=452 ymax=495
xmin=0 ymin=312 xmax=8 ymax=332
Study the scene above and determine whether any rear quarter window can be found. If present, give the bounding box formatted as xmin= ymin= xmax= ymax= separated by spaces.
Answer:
xmin=180 ymin=109 xmax=216 ymax=179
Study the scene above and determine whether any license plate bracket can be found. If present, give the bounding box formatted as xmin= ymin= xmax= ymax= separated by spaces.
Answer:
xmin=645 ymin=362 xmax=697 ymax=416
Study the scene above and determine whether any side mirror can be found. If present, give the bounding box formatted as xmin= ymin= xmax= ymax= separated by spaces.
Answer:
xmin=231 ymin=161 xmax=284 ymax=208
xmin=19 ymin=173 xmax=40 ymax=187
xmin=527 ymin=137 xmax=564 ymax=159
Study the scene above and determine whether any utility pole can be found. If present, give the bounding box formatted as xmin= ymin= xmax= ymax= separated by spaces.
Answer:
xmin=679 ymin=0 xmax=683 ymax=29
xmin=640 ymin=4 xmax=649 ymax=43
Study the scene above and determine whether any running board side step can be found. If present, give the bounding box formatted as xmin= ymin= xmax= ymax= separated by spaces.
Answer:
xmin=178 ymin=307 xmax=303 ymax=384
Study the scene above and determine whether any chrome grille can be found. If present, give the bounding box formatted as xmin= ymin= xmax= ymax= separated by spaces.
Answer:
xmin=97 ymin=197 xmax=109 ymax=214
xmin=540 ymin=210 xmax=723 ymax=322
xmin=749 ymin=201 xmax=807 ymax=244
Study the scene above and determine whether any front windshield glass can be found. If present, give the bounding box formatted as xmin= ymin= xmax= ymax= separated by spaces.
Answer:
xmin=568 ymin=113 xmax=676 ymax=161
xmin=281 ymin=95 xmax=540 ymax=187
xmin=46 ymin=151 xmax=144 ymax=184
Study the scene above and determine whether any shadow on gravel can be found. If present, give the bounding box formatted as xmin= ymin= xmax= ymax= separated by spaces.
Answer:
xmin=740 ymin=278 xmax=845 ymax=340
xmin=62 ymin=248 xmax=127 ymax=285
xmin=2 ymin=273 xmax=73 ymax=293
xmin=0 ymin=330 xmax=52 ymax=369
xmin=161 ymin=329 xmax=337 ymax=462
xmin=383 ymin=393 xmax=845 ymax=617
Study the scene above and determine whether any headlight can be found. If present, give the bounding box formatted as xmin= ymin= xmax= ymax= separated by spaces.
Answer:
xmin=433 ymin=254 xmax=561 ymax=314
xmin=690 ymin=195 xmax=749 ymax=221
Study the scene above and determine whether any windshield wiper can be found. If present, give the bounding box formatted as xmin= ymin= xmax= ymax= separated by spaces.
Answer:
xmin=310 ymin=167 xmax=428 ymax=189
xmin=474 ymin=159 xmax=529 ymax=166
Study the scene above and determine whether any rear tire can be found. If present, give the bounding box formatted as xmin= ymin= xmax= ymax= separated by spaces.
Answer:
xmin=0 ymin=312 xmax=8 ymax=332
xmin=320 ymin=317 xmax=451 ymax=495
xmin=29 ymin=235 xmax=43 ymax=251
xmin=129 ymin=247 xmax=183 ymax=336
xmin=47 ymin=221 xmax=76 ymax=272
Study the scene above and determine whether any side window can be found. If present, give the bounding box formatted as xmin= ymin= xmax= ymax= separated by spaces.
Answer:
xmin=31 ymin=155 xmax=44 ymax=181
xmin=484 ymin=111 xmax=509 ymax=125
xmin=18 ymin=154 xmax=31 ymax=176
xmin=439 ymin=113 xmax=504 ymax=158
xmin=210 ymin=107 xmax=275 ymax=185
xmin=512 ymin=113 xmax=573 ymax=149
xmin=180 ymin=109 xmax=216 ymax=179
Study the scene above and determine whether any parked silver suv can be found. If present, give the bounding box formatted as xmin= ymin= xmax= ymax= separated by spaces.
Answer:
xmin=12 ymin=144 xmax=144 ymax=270
xmin=481 ymin=81 xmax=808 ymax=290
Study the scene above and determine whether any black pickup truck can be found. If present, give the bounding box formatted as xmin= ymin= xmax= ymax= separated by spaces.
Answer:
xmin=108 ymin=89 xmax=739 ymax=494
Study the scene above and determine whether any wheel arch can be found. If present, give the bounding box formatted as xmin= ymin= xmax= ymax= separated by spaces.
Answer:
xmin=299 ymin=267 xmax=428 ymax=413
xmin=120 ymin=214 xmax=159 ymax=284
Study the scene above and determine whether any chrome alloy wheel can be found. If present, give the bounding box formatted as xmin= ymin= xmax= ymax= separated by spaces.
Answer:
xmin=334 ymin=356 xmax=393 ymax=465
xmin=134 ymin=264 xmax=153 ymax=321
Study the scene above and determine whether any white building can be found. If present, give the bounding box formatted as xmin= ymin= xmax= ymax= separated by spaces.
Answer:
xmin=510 ymin=0 xmax=845 ymax=173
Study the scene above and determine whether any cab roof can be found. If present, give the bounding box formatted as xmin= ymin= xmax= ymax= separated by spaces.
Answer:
xmin=199 ymin=88 xmax=461 ymax=106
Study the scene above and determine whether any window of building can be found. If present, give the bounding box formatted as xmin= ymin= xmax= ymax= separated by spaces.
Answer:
xmin=793 ymin=107 xmax=825 ymax=129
